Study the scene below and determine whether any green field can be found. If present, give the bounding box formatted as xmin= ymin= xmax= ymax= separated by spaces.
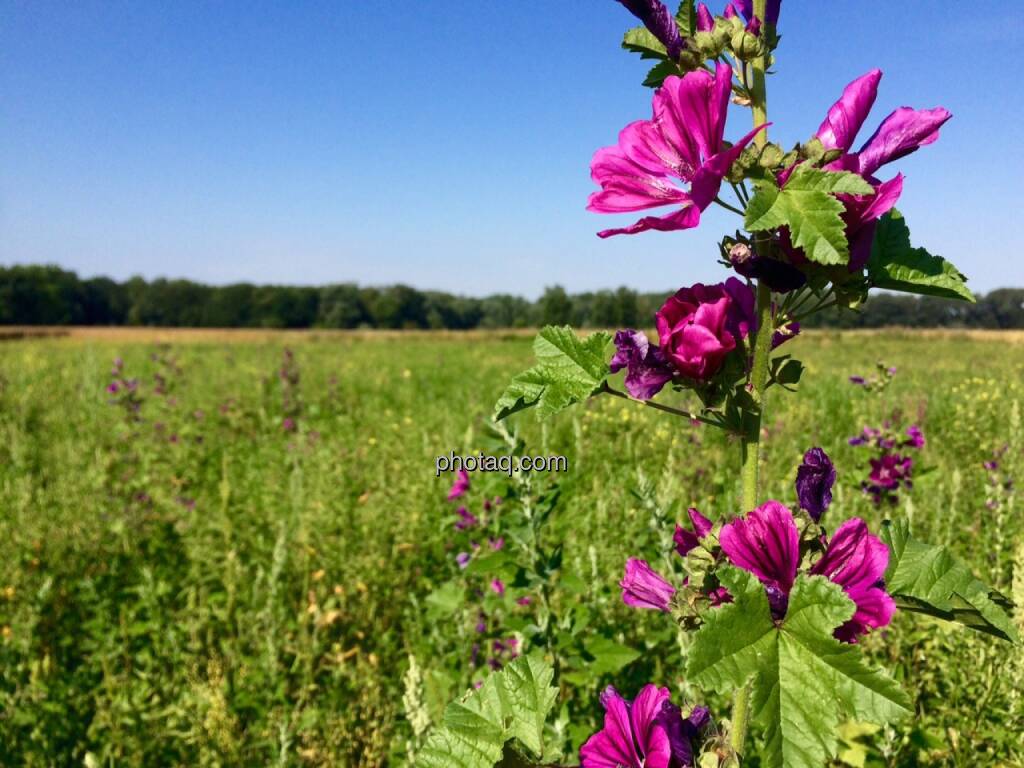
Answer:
xmin=0 ymin=330 xmax=1022 ymax=766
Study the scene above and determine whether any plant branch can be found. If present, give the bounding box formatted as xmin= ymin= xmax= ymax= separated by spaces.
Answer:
xmin=600 ymin=382 xmax=722 ymax=428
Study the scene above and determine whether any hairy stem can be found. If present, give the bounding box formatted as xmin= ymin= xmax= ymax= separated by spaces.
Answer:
xmin=601 ymin=382 xmax=722 ymax=427
xmin=732 ymin=0 xmax=772 ymax=757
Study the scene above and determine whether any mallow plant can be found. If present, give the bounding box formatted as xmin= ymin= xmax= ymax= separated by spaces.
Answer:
xmin=417 ymin=2 xmax=1017 ymax=766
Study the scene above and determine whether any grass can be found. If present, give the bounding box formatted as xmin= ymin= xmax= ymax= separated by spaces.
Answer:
xmin=0 ymin=329 xmax=1021 ymax=766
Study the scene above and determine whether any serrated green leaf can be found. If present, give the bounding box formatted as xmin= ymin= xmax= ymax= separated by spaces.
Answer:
xmin=622 ymin=26 xmax=668 ymax=59
xmin=583 ymin=635 xmax=641 ymax=676
xmin=745 ymin=166 xmax=873 ymax=265
xmin=867 ymin=210 xmax=974 ymax=302
xmin=687 ymin=569 xmax=910 ymax=768
xmin=425 ymin=581 xmax=465 ymax=620
xmin=675 ymin=0 xmax=696 ymax=36
xmin=493 ymin=327 xmax=611 ymax=421
xmin=417 ymin=655 xmax=558 ymax=768
xmin=881 ymin=519 xmax=1018 ymax=643
xmin=643 ymin=59 xmax=681 ymax=88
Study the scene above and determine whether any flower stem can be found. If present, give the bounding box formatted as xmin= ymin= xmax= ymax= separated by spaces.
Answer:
xmin=600 ymin=382 xmax=723 ymax=428
xmin=733 ymin=0 xmax=772 ymax=758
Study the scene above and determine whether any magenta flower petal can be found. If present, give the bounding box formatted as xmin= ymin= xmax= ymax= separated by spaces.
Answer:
xmin=733 ymin=0 xmax=780 ymax=26
xmin=447 ymin=469 xmax=471 ymax=500
xmin=590 ymin=64 xmax=759 ymax=238
xmin=674 ymin=508 xmax=713 ymax=557
xmin=609 ymin=329 xmax=676 ymax=400
xmin=719 ymin=501 xmax=800 ymax=616
xmin=811 ymin=518 xmax=895 ymax=641
xmin=581 ymin=687 xmax=642 ymax=768
xmin=620 ymin=558 xmax=676 ymax=612
xmin=855 ymin=106 xmax=952 ymax=177
xmin=815 ymin=69 xmax=882 ymax=153
xmin=581 ymin=685 xmax=676 ymax=768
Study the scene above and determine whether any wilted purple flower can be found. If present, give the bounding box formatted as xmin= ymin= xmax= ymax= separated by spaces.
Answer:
xmin=905 ymin=425 xmax=925 ymax=448
xmin=659 ymin=702 xmax=712 ymax=767
xmin=610 ymin=330 xmax=676 ymax=400
xmin=729 ymin=245 xmax=807 ymax=292
xmin=456 ymin=552 xmax=471 ymax=569
xmin=516 ymin=596 xmax=532 ymax=606
xmin=475 ymin=617 xmax=487 ymax=633
xmin=455 ymin=507 xmax=479 ymax=531
xmin=795 ymin=447 xmax=836 ymax=522
xmin=447 ymin=469 xmax=470 ymax=500
xmin=616 ymin=0 xmax=684 ymax=59
xmin=588 ymin=63 xmax=766 ymax=238
xmin=849 ymin=375 xmax=866 ymax=386
xmin=620 ymin=558 xmax=676 ymax=612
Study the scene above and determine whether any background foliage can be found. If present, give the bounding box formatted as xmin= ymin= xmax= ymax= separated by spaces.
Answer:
xmin=2 ymin=265 xmax=1024 ymax=330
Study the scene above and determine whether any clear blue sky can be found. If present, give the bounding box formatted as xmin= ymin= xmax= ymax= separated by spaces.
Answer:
xmin=2 ymin=1 xmax=1022 ymax=298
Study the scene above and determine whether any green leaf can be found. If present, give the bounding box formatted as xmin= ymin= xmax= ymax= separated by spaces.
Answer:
xmin=417 ymin=655 xmax=558 ymax=768
xmin=675 ymin=0 xmax=697 ymax=36
xmin=867 ymin=210 xmax=974 ymax=302
xmin=881 ymin=519 xmax=1018 ymax=643
xmin=769 ymin=356 xmax=804 ymax=390
xmin=425 ymin=581 xmax=465 ymax=620
xmin=744 ymin=165 xmax=874 ymax=266
xmin=687 ymin=569 xmax=910 ymax=768
xmin=493 ymin=326 xmax=611 ymax=421
xmin=643 ymin=59 xmax=681 ymax=88
xmin=582 ymin=635 xmax=641 ymax=676
xmin=622 ymin=26 xmax=668 ymax=59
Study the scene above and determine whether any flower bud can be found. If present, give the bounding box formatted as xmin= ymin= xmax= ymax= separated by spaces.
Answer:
xmin=731 ymin=27 xmax=763 ymax=61
xmin=728 ymin=243 xmax=753 ymax=266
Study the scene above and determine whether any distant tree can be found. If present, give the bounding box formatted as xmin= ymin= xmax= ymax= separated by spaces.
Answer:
xmin=318 ymin=283 xmax=366 ymax=328
xmin=538 ymin=285 xmax=573 ymax=326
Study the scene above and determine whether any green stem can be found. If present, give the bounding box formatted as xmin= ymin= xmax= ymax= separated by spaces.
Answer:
xmin=601 ymin=383 xmax=723 ymax=428
xmin=732 ymin=0 xmax=772 ymax=758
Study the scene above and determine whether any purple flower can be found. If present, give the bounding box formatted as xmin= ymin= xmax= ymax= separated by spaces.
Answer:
xmin=616 ymin=0 xmax=684 ymax=59
xmin=733 ymin=0 xmax=780 ymax=26
xmin=674 ymin=507 xmax=713 ymax=557
xmin=720 ymin=501 xmax=798 ymax=619
xmin=655 ymin=280 xmax=746 ymax=380
xmin=588 ymin=63 xmax=767 ymax=238
xmin=489 ymin=537 xmax=505 ymax=551
xmin=456 ymin=552 xmax=471 ymax=569
xmin=581 ymin=685 xmax=709 ymax=768
xmin=658 ymin=702 xmax=712 ymax=767
xmin=282 ymin=417 xmax=296 ymax=432
xmin=868 ymin=454 xmax=913 ymax=491
xmin=795 ymin=447 xmax=836 ymax=522
xmin=721 ymin=502 xmax=895 ymax=641
xmin=810 ymin=519 xmax=895 ymax=642
xmin=580 ymin=685 xmax=672 ymax=768
xmin=490 ymin=578 xmax=505 ymax=596
xmin=106 ymin=382 xmax=120 ymax=394
xmin=620 ymin=558 xmax=676 ymax=612
xmin=610 ymin=330 xmax=675 ymax=400
xmin=799 ymin=69 xmax=951 ymax=270
xmin=848 ymin=375 xmax=866 ymax=386
xmin=905 ymin=425 xmax=925 ymax=448
xmin=447 ymin=469 xmax=470 ymax=500
xmin=516 ymin=596 xmax=532 ymax=606
xmin=729 ymin=244 xmax=807 ymax=292
xmin=455 ymin=506 xmax=479 ymax=530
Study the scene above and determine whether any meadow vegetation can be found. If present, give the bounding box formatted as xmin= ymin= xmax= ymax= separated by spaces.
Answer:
xmin=0 ymin=329 xmax=1021 ymax=766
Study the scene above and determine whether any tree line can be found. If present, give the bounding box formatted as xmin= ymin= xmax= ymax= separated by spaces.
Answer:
xmin=1 ymin=264 xmax=1022 ymax=329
